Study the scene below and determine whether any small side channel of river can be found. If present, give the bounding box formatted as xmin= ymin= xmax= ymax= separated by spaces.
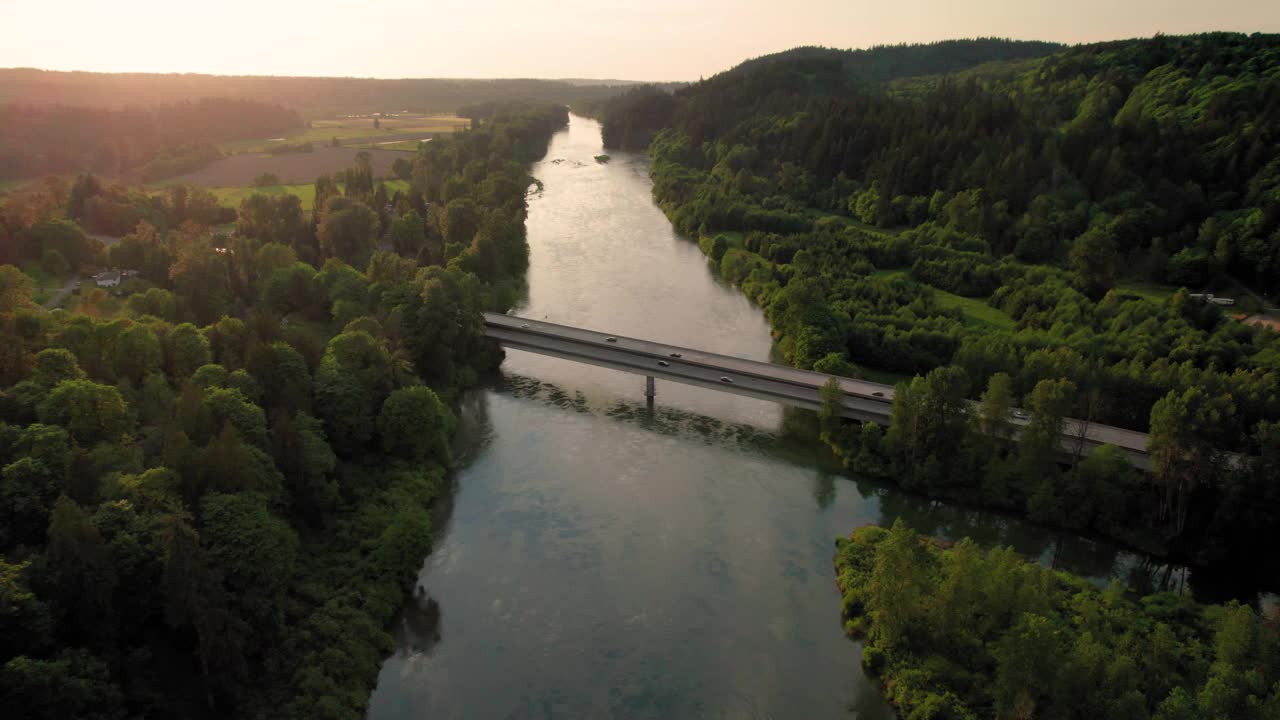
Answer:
xmin=366 ymin=115 xmax=1208 ymax=719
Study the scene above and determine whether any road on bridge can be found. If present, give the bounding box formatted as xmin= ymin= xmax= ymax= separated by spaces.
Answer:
xmin=484 ymin=313 xmax=1153 ymax=469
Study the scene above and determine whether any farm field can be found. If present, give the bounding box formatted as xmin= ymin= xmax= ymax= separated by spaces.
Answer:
xmin=207 ymin=179 xmax=410 ymax=210
xmin=157 ymin=146 xmax=410 ymax=188
xmin=219 ymin=113 xmax=468 ymax=153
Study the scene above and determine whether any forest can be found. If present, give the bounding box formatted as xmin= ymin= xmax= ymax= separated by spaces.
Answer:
xmin=836 ymin=521 xmax=1279 ymax=720
xmin=592 ymin=35 xmax=1280 ymax=583
xmin=0 ymin=68 xmax=633 ymax=116
xmin=0 ymin=102 xmax=568 ymax=718
xmin=0 ymin=99 xmax=303 ymax=182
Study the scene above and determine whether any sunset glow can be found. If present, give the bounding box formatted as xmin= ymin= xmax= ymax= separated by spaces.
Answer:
xmin=4 ymin=0 xmax=1278 ymax=80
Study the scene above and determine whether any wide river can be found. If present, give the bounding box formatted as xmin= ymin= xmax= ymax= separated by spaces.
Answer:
xmin=367 ymin=116 xmax=1205 ymax=719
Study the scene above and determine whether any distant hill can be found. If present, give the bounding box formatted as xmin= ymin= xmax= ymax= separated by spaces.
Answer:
xmin=601 ymin=32 xmax=1280 ymax=293
xmin=0 ymin=69 xmax=627 ymax=116
xmin=590 ymin=38 xmax=1064 ymax=149
xmin=726 ymin=39 xmax=1063 ymax=85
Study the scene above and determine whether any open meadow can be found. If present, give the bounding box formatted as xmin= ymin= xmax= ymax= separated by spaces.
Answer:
xmin=157 ymin=146 xmax=410 ymax=187
xmin=218 ymin=113 xmax=468 ymax=153
xmin=206 ymin=179 xmax=409 ymax=210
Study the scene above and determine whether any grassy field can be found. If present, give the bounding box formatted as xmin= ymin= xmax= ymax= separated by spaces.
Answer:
xmin=21 ymin=263 xmax=71 ymax=306
xmin=804 ymin=208 xmax=907 ymax=236
xmin=210 ymin=184 xmax=317 ymax=210
xmin=207 ymin=179 xmax=410 ymax=211
xmin=1115 ymin=281 xmax=1178 ymax=303
xmin=219 ymin=114 xmax=468 ymax=154
xmin=351 ymin=140 xmax=424 ymax=151
xmin=868 ymin=269 xmax=1015 ymax=329
xmin=932 ymin=287 xmax=1016 ymax=330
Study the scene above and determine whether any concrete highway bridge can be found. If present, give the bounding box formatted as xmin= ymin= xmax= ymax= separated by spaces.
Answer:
xmin=484 ymin=313 xmax=1154 ymax=470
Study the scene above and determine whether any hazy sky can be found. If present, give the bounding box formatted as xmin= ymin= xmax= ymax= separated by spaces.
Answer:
xmin=3 ymin=0 xmax=1277 ymax=81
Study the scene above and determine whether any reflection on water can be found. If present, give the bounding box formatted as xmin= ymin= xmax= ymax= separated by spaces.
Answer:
xmin=366 ymin=115 xmax=1251 ymax=720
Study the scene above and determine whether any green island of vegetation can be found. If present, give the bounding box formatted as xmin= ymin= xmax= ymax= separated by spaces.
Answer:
xmin=836 ymin=521 xmax=1279 ymax=719
xmin=0 ymin=103 xmax=568 ymax=718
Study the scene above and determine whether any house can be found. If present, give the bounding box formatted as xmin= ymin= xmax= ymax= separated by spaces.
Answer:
xmin=1188 ymin=293 xmax=1235 ymax=307
xmin=94 ymin=270 xmax=121 ymax=288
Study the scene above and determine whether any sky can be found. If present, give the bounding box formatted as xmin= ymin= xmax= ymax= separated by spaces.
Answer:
xmin=2 ymin=0 xmax=1278 ymax=81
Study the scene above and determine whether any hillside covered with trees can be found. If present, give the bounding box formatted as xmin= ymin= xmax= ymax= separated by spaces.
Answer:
xmin=596 ymin=35 xmax=1280 ymax=582
xmin=0 ymin=69 xmax=628 ymax=116
xmin=0 ymin=99 xmax=303 ymax=182
xmin=0 ymin=103 xmax=567 ymax=718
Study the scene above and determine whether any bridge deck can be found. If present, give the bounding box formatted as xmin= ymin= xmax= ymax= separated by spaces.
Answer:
xmin=484 ymin=313 xmax=1152 ymax=468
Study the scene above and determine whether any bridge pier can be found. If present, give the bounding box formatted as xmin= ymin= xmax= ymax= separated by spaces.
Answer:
xmin=645 ymin=375 xmax=656 ymax=399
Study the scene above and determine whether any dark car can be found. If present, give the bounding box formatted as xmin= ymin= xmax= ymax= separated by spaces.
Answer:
xmin=719 ymin=376 xmax=733 ymax=383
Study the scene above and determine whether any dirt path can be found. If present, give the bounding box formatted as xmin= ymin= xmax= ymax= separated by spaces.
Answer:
xmin=41 ymin=277 xmax=80 ymax=310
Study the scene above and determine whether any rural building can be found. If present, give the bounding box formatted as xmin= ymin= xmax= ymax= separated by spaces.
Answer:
xmin=1188 ymin=293 xmax=1236 ymax=306
xmin=94 ymin=270 xmax=121 ymax=288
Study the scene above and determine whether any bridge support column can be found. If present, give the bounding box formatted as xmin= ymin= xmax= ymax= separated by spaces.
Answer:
xmin=645 ymin=375 xmax=656 ymax=399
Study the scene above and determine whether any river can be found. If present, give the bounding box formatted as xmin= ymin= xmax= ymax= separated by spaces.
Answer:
xmin=366 ymin=116 xmax=1206 ymax=719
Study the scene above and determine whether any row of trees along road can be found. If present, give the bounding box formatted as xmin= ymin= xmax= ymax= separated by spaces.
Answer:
xmin=0 ymin=103 xmax=569 ymax=718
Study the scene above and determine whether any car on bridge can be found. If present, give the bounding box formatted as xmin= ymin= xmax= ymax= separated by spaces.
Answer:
xmin=606 ymin=336 xmax=617 ymax=343
xmin=658 ymin=360 xmax=670 ymax=367
xmin=719 ymin=376 xmax=733 ymax=383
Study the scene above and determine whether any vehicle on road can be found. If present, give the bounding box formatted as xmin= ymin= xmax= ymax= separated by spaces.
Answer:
xmin=669 ymin=352 xmax=682 ymax=358
xmin=719 ymin=376 xmax=733 ymax=383
xmin=658 ymin=361 xmax=670 ymax=367
xmin=520 ymin=323 xmax=530 ymax=328
xmin=605 ymin=336 xmax=617 ymax=343
xmin=872 ymin=391 xmax=884 ymax=397
xmin=1014 ymin=410 xmax=1028 ymax=419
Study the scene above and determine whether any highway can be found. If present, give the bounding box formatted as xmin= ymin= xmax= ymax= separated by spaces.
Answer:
xmin=484 ymin=313 xmax=1153 ymax=469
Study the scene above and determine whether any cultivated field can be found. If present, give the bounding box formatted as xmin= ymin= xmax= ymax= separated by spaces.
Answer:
xmin=160 ymin=147 xmax=409 ymax=187
xmin=208 ymin=179 xmax=410 ymax=211
xmin=219 ymin=113 xmax=468 ymax=153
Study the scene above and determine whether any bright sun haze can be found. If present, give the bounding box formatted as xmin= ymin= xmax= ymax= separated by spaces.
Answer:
xmin=3 ymin=0 xmax=1278 ymax=79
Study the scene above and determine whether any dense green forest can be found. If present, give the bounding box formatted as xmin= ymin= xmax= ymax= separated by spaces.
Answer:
xmin=836 ymin=521 xmax=1280 ymax=720
xmin=594 ymin=35 xmax=1280 ymax=581
xmin=0 ymin=68 xmax=628 ymax=116
xmin=0 ymin=99 xmax=303 ymax=182
xmin=0 ymin=103 xmax=568 ymax=718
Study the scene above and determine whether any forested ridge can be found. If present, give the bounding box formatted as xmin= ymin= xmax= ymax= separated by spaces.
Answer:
xmin=0 ymin=103 xmax=568 ymax=718
xmin=596 ymin=35 xmax=1280 ymax=581
xmin=0 ymin=68 xmax=626 ymax=116
xmin=0 ymin=99 xmax=303 ymax=182
xmin=836 ymin=521 xmax=1280 ymax=720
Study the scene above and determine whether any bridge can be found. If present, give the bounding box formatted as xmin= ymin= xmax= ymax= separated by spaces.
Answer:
xmin=484 ymin=313 xmax=1154 ymax=470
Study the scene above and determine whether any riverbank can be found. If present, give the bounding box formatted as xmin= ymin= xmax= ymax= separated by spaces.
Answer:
xmin=835 ymin=522 xmax=1279 ymax=720
xmin=366 ymin=114 xmax=1250 ymax=718
xmin=661 ymin=208 xmax=1278 ymax=595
